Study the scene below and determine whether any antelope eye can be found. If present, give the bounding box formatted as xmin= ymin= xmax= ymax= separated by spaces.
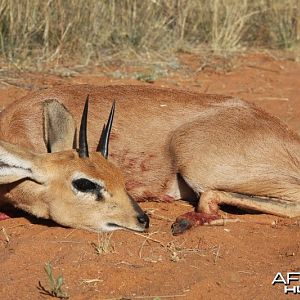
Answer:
xmin=72 ymin=178 xmax=99 ymax=193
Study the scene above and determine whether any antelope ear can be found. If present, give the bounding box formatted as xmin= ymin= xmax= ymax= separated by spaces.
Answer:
xmin=0 ymin=141 xmax=45 ymax=184
xmin=43 ymin=99 xmax=76 ymax=153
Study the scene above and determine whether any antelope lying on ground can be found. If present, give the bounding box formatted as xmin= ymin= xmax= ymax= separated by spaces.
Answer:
xmin=0 ymin=85 xmax=299 ymax=234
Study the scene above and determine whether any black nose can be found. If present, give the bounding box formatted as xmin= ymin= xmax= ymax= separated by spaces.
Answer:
xmin=137 ymin=213 xmax=150 ymax=229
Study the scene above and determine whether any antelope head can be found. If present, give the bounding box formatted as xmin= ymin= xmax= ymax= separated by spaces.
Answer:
xmin=0 ymin=96 xmax=149 ymax=232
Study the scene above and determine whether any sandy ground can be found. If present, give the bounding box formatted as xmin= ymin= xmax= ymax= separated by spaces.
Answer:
xmin=0 ymin=52 xmax=300 ymax=300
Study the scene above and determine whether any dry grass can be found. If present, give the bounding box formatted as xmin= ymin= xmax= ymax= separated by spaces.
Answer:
xmin=1 ymin=226 xmax=9 ymax=243
xmin=91 ymin=232 xmax=115 ymax=255
xmin=0 ymin=0 xmax=298 ymax=68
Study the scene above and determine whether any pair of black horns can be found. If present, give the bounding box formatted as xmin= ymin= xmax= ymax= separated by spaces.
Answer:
xmin=78 ymin=95 xmax=115 ymax=159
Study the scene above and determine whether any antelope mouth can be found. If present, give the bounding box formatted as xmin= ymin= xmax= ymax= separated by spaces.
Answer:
xmin=106 ymin=222 xmax=147 ymax=232
xmin=106 ymin=222 xmax=122 ymax=229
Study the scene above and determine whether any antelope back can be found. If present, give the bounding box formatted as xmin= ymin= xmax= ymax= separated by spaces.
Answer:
xmin=0 ymin=85 xmax=233 ymax=201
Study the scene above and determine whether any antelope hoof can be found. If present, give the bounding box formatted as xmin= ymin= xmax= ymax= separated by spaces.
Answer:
xmin=171 ymin=211 xmax=219 ymax=235
xmin=0 ymin=212 xmax=10 ymax=221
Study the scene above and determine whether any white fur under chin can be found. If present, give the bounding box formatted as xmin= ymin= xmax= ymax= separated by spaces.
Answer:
xmin=77 ymin=223 xmax=145 ymax=233
xmin=0 ymin=147 xmax=32 ymax=170
xmin=0 ymin=166 xmax=32 ymax=178
xmin=101 ymin=224 xmax=124 ymax=232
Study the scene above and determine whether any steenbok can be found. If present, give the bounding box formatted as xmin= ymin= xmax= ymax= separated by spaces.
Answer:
xmin=0 ymin=85 xmax=299 ymax=234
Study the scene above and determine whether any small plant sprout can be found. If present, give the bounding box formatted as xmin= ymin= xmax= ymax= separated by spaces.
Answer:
xmin=38 ymin=262 xmax=68 ymax=299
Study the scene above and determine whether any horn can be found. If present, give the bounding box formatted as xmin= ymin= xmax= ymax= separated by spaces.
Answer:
xmin=97 ymin=101 xmax=115 ymax=159
xmin=78 ymin=95 xmax=89 ymax=158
